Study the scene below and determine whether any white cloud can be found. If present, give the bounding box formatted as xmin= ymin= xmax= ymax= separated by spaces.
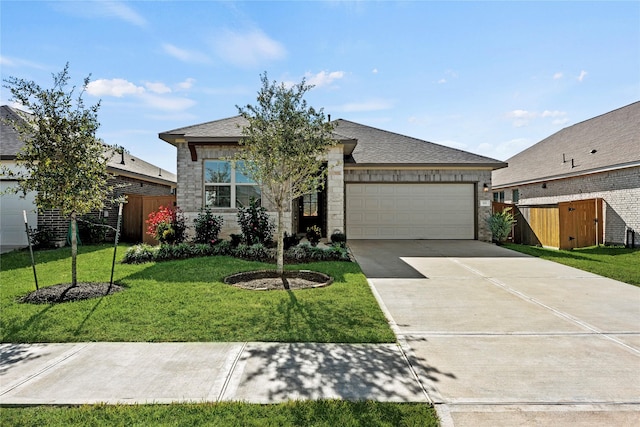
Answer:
xmin=577 ymin=70 xmax=588 ymax=82
xmin=145 ymin=82 xmax=171 ymax=94
xmin=0 ymin=55 xmax=47 ymax=70
xmin=102 ymin=1 xmax=147 ymax=27
xmin=436 ymin=139 xmax=468 ymax=150
xmin=438 ymin=78 xmax=447 ymax=84
xmin=212 ymin=29 xmax=286 ymax=67
xmin=507 ymin=109 xmax=536 ymax=119
xmin=541 ymin=110 xmax=566 ymax=118
xmin=176 ymin=78 xmax=196 ymax=90
xmin=506 ymin=109 xmax=567 ymax=127
xmin=139 ymin=93 xmax=196 ymax=112
xmin=305 ymin=70 xmax=345 ymax=88
xmin=87 ymin=78 xmax=145 ymax=97
xmin=372 ymin=68 xmax=378 ymax=74
xmin=54 ymin=1 xmax=147 ymax=28
xmin=333 ymin=99 xmax=393 ymax=113
xmin=553 ymin=72 xmax=563 ymax=80
xmin=86 ymin=77 xmax=195 ymax=112
xmin=162 ymin=43 xmax=211 ymax=64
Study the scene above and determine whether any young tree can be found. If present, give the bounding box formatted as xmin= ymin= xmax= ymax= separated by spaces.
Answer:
xmin=3 ymin=63 xmax=116 ymax=287
xmin=236 ymin=73 xmax=336 ymax=275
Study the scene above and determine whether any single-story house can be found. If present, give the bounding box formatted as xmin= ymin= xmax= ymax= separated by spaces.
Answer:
xmin=492 ymin=101 xmax=640 ymax=248
xmin=159 ymin=116 xmax=507 ymax=241
xmin=1 ymin=105 xmax=177 ymax=250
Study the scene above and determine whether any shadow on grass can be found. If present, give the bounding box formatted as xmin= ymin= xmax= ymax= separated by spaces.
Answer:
xmin=504 ymin=244 xmax=639 ymax=262
xmin=121 ymin=256 xmax=357 ymax=285
xmin=0 ymin=245 xmax=112 ymax=272
xmin=234 ymin=342 xmax=455 ymax=402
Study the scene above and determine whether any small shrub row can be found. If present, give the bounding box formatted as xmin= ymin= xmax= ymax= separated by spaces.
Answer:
xmin=122 ymin=241 xmax=350 ymax=264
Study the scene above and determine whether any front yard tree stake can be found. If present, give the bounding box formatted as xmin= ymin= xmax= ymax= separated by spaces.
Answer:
xmin=237 ymin=72 xmax=336 ymax=275
xmin=3 ymin=63 xmax=118 ymax=287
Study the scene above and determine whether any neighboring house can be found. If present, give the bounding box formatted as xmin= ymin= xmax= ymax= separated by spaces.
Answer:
xmin=492 ymin=101 xmax=640 ymax=248
xmin=0 ymin=105 xmax=177 ymax=250
xmin=159 ymin=116 xmax=506 ymax=241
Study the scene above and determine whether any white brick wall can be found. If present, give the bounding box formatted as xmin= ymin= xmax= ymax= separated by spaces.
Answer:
xmin=504 ymin=166 xmax=639 ymax=246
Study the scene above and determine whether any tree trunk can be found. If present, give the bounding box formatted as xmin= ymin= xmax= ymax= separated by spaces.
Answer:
xmin=276 ymin=207 xmax=284 ymax=275
xmin=70 ymin=212 xmax=78 ymax=287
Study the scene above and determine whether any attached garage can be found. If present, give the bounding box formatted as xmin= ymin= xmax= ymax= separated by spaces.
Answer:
xmin=346 ymin=183 xmax=475 ymax=239
xmin=0 ymin=182 xmax=37 ymax=250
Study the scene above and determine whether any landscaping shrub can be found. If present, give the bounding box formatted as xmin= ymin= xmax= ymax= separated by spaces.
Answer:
xmin=155 ymin=243 xmax=194 ymax=261
xmin=233 ymin=243 xmax=272 ymax=261
xmin=78 ymin=216 xmax=108 ymax=244
xmin=146 ymin=205 xmax=187 ymax=245
xmin=330 ymin=230 xmax=347 ymax=247
xmin=237 ymin=198 xmax=274 ymax=245
xmin=193 ymin=207 xmax=223 ymax=244
xmin=285 ymin=243 xmax=350 ymax=262
xmin=487 ymin=208 xmax=516 ymax=243
xmin=283 ymin=231 xmax=301 ymax=250
xmin=306 ymin=225 xmax=322 ymax=246
xmin=122 ymin=244 xmax=158 ymax=264
xmin=29 ymin=226 xmax=57 ymax=250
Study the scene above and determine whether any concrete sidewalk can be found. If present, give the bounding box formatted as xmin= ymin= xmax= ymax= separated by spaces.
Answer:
xmin=0 ymin=342 xmax=428 ymax=405
xmin=349 ymin=240 xmax=640 ymax=427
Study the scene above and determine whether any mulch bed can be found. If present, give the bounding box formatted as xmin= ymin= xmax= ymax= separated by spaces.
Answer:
xmin=224 ymin=270 xmax=333 ymax=291
xmin=19 ymin=282 xmax=125 ymax=304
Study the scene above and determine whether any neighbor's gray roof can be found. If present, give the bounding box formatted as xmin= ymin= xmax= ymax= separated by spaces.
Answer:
xmin=1 ymin=105 xmax=176 ymax=185
xmin=1 ymin=105 xmax=31 ymax=159
xmin=492 ymin=101 xmax=640 ymax=188
xmin=333 ymin=119 xmax=506 ymax=168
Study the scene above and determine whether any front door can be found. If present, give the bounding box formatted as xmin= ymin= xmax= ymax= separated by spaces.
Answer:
xmin=297 ymin=190 xmax=325 ymax=236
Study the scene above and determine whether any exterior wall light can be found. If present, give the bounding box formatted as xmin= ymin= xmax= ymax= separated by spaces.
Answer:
xmin=483 ymin=183 xmax=489 ymax=192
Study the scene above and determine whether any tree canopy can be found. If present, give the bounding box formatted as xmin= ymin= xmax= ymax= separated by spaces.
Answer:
xmin=236 ymin=73 xmax=336 ymax=274
xmin=3 ymin=63 xmax=117 ymax=286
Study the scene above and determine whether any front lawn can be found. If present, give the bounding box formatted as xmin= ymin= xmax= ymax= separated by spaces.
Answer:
xmin=0 ymin=401 xmax=438 ymax=427
xmin=0 ymin=245 xmax=395 ymax=343
xmin=504 ymin=244 xmax=640 ymax=286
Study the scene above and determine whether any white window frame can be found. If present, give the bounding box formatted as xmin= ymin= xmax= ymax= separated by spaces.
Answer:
xmin=203 ymin=160 xmax=261 ymax=209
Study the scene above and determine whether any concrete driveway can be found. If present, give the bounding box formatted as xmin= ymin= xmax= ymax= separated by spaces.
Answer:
xmin=349 ymin=240 xmax=640 ymax=427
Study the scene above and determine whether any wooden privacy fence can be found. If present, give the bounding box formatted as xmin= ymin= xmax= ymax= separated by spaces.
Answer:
xmin=493 ymin=198 xmax=603 ymax=250
xmin=122 ymin=194 xmax=176 ymax=244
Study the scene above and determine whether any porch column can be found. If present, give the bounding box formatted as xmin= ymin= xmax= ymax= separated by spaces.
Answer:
xmin=326 ymin=145 xmax=345 ymax=236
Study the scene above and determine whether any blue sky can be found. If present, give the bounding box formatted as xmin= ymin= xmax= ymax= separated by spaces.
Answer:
xmin=2 ymin=1 xmax=638 ymax=174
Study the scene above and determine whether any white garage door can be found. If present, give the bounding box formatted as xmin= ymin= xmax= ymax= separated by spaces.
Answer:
xmin=346 ymin=183 xmax=475 ymax=239
xmin=0 ymin=182 xmax=37 ymax=249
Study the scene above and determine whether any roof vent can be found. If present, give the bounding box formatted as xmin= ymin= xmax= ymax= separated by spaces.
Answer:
xmin=590 ymin=149 xmax=597 ymax=154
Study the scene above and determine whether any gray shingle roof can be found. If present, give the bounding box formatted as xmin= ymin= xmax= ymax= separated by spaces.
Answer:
xmin=1 ymin=105 xmax=31 ymax=159
xmin=492 ymin=101 xmax=640 ymax=188
xmin=1 ymin=105 xmax=175 ymax=185
xmin=160 ymin=115 xmax=248 ymax=142
xmin=333 ymin=119 xmax=506 ymax=167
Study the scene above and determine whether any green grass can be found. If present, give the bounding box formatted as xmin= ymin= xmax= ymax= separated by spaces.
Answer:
xmin=0 ymin=401 xmax=438 ymax=427
xmin=504 ymin=244 xmax=640 ymax=286
xmin=0 ymin=245 xmax=395 ymax=343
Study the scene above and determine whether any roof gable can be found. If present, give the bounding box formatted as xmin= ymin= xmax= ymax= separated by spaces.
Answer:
xmin=493 ymin=101 xmax=640 ymax=187
xmin=333 ymin=119 xmax=505 ymax=167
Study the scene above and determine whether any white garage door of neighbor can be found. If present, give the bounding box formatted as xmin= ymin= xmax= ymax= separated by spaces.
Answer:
xmin=0 ymin=182 xmax=37 ymax=248
xmin=346 ymin=183 xmax=475 ymax=239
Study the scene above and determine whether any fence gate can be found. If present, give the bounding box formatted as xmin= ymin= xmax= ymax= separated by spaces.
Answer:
xmin=122 ymin=194 xmax=176 ymax=244
xmin=558 ymin=198 xmax=603 ymax=250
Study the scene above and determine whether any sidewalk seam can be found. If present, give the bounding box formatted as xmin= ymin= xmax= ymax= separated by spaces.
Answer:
xmin=0 ymin=343 xmax=89 ymax=397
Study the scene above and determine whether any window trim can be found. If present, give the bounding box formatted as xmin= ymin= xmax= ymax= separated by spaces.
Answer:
xmin=203 ymin=160 xmax=261 ymax=209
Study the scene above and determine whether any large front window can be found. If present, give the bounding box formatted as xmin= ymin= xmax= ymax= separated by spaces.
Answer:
xmin=204 ymin=160 xmax=260 ymax=208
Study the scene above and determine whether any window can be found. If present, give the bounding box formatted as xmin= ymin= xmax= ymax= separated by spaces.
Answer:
xmin=512 ymin=189 xmax=519 ymax=204
xmin=493 ymin=191 xmax=505 ymax=203
xmin=204 ymin=160 xmax=260 ymax=208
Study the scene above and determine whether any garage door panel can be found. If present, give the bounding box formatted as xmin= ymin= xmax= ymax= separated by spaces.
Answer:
xmin=346 ymin=183 xmax=474 ymax=239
